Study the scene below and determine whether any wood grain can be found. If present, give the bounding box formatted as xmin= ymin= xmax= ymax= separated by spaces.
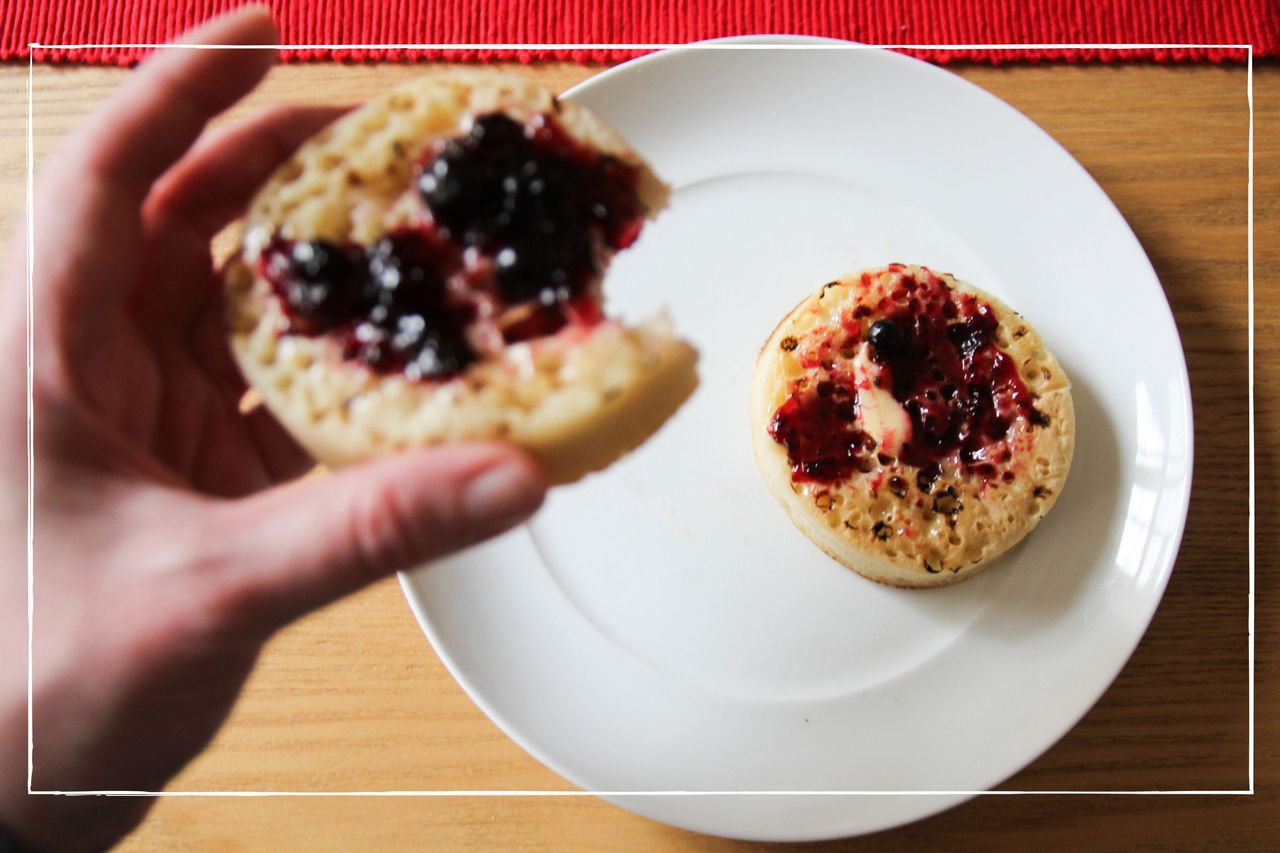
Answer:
xmin=1 ymin=58 xmax=1274 ymax=850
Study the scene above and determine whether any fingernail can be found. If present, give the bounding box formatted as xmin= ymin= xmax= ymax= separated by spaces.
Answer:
xmin=462 ymin=459 xmax=546 ymax=529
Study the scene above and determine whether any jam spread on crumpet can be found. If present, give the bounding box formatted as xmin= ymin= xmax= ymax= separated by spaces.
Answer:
xmin=258 ymin=112 xmax=645 ymax=381
xmin=768 ymin=266 xmax=1049 ymax=494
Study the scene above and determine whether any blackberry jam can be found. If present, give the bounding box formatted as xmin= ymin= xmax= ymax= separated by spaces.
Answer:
xmin=769 ymin=269 xmax=1047 ymax=487
xmin=260 ymin=238 xmax=367 ymax=335
xmin=870 ymin=270 xmax=1044 ymax=476
xmin=259 ymin=111 xmax=648 ymax=382
xmin=767 ymin=375 xmax=874 ymax=484
xmin=418 ymin=113 xmax=643 ymax=306
xmin=261 ymin=230 xmax=476 ymax=380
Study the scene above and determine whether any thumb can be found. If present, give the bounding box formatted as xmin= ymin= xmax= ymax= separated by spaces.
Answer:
xmin=206 ymin=443 xmax=547 ymax=630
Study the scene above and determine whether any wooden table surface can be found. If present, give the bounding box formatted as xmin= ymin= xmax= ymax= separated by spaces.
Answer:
xmin=2 ymin=57 xmax=1275 ymax=850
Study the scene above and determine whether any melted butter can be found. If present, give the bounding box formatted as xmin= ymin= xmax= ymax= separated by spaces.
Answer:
xmin=851 ymin=342 xmax=911 ymax=456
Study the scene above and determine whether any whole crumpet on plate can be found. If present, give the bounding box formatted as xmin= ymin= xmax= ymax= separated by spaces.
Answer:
xmin=749 ymin=264 xmax=1074 ymax=587
xmin=224 ymin=71 xmax=697 ymax=484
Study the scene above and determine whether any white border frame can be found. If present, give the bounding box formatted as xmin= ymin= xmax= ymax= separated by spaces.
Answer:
xmin=24 ymin=41 xmax=1255 ymax=804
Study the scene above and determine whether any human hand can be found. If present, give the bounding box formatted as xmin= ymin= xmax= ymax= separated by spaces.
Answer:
xmin=1 ymin=8 xmax=547 ymax=850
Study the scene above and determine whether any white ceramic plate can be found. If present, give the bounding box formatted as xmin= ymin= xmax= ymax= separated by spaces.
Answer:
xmin=400 ymin=39 xmax=1193 ymax=841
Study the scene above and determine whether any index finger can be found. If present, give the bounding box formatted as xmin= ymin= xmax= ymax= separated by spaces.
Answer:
xmin=66 ymin=6 xmax=280 ymax=209
xmin=33 ymin=7 xmax=279 ymax=338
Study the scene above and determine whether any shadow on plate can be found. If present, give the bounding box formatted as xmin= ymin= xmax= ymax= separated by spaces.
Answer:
xmin=968 ymin=367 xmax=1124 ymax=633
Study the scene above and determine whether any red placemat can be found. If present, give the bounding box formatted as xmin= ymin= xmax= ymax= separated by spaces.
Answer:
xmin=5 ymin=0 xmax=1274 ymax=65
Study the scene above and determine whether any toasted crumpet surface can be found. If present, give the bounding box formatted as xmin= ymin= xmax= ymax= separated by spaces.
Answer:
xmin=226 ymin=71 xmax=695 ymax=484
xmin=749 ymin=265 xmax=1074 ymax=588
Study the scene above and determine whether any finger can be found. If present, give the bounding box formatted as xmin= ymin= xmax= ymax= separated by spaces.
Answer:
xmin=178 ymin=275 xmax=312 ymax=486
xmin=146 ymin=104 xmax=351 ymax=244
xmin=183 ymin=284 xmax=312 ymax=483
xmin=134 ymin=105 xmax=350 ymax=332
xmin=69 ymin=7 xmax=278 ymax=212
xmin=35 ymin=7 xmax=278 ymax=318
xmin=187 ymin=292 xmax=249 ymax=404
xmin=204 ymin=445 xmax=548 ymax=630
xmin=242 ymin=406 xmax=316 ymax=484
